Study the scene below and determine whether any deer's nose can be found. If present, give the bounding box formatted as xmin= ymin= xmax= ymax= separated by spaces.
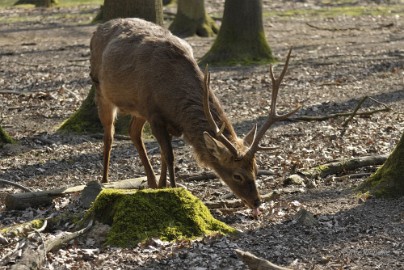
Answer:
xmin=253 ymin=198 xmax=261 ymax=208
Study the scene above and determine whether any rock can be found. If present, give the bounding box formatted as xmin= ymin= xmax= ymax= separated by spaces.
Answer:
xmin=80 ymin=181 xmax=102 ymax=208
xmin=284 ymin=174 xmax=306 ymax=186
xmin=294 ymin=209 xmax=318 ymax=227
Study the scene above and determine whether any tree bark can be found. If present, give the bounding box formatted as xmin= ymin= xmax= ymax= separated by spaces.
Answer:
xmin=199 ymin=0 xmax=274 ymax=66
xmin=169 ymin=0 xmax=218 ymax=37
xmin=358 ymin=132 xmax=404 ymax=197
xmin=14 ymin=0 xmax=57 ymax=7
xmin=98 ymin=0 xmax=163 ymax=25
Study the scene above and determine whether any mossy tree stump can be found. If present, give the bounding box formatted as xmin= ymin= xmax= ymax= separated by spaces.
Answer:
xmin=169 ymin=0 xmax=218 ymax=38
xmin=0 ymin=126 xmax=15 ymax=146
xmin=87 ymin=188 xmax=236 ymax=247
xmin=58 ymin=86 xmax=131 ymax=134
xmin=199 ymin=0 xmax=275 ymax=66
xmin=358 ymin=132 xmax=404 ymax=197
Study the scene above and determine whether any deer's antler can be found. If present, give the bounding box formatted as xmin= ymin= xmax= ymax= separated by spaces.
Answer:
xmin=245 ymin=48 xmax=301 ymax=158
xmin=203 ymin=66 xmax=240 ymax=159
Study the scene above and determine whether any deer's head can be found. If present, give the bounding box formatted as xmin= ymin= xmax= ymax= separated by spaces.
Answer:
xmin=202 ymin=49 xmax=300 ymax=216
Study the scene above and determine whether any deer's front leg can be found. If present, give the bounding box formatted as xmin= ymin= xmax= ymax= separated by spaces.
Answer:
xmin=129 ymin=116 xmax=158 ymax=189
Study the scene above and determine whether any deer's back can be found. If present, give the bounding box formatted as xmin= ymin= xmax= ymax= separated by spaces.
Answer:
xmin=90 ymin=18 xmax=200 ymax=122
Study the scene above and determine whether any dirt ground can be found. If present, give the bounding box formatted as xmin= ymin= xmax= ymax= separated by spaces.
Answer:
xmin=0 ymin=0 xmax=403 ymax=269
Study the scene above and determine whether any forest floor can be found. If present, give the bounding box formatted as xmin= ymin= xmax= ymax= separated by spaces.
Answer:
xmin=0 ymin=0 xmax=404 ymax=269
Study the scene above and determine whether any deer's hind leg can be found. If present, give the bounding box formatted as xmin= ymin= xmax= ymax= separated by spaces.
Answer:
xmin=97 ymin=96 xmax=117 ymax=183
xmin=129 ymin=116 xmax=158 ymax=188
xmin=149 ymin=117 xmax=176 ymax=188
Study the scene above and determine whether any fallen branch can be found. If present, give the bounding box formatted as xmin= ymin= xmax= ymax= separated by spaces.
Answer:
xmin=0 ymin=178 xmax=32 ymax=192
xmin=5 ymin=177 xmax=148 ymax=210
xmin=302 ymin=154 xmax=388 ymax=179
xmin=235 ymin=249 xmax=292 ymax=270
xmin=10 ymin=220 xmax=93 ymax=270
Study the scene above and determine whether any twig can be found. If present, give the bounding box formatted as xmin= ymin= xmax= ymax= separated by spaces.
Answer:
xmin=0 ymin=240 xmax=26 ymax=267
xmin=306 ymin=22 xmax=394 ymax=32
xmin=10 ymin=220 xmax=93 ymax=270
xmin=306 ymin=22 xmax=359 ymax=31
xmin=340 ymin=96 xmax=391 ymax=136
xmin=235 ymin=249 xmax=292 ymax=270
xmin=341 ymin=96 xmax=368 ymax=128
xmin=0 ymin=179 xmax=32 ymax=192
xmin=330 ymin=172 xmax=372 ymax=182
xmin=291 ymin=106 xmax=390 ymax=122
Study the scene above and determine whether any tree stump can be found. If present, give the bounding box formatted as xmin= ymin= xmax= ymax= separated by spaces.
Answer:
xmin=86 ymin=188 xmax=236 ymax=247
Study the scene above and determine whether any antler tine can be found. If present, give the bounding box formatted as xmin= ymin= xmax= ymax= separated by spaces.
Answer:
xmin=203 ymin=66 xmax=240 ymax=158
xmin=246 ymin=48 xmax=301 ymax=158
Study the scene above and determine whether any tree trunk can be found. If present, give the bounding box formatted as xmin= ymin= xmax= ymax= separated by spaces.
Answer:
xmin=169 ymin=0 xmax=218 ymax=37
xmin=199 ymin=0 xmax=274 ymax=66
xmin=14 ymin=0 xmax=57 ymax=7
xmin=358 ymin=132 xmax=404 ymax=197
xmin=97 ymin=0 xmax=163 ymax=25
xmin=58 ymin=86 xmax=131 ymax=134
xmin=61 ymin=1 xmax=163 ymax=134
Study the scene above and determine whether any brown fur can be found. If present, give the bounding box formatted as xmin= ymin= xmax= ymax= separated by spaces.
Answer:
xmin=90 ymin=18 xmax=261 ymax=209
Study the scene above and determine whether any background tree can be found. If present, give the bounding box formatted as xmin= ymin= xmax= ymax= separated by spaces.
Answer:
xmin=95 ymin=0 xmax=163 ymax=24
xmin=199 ymin=0 xmax=274 ymax=66
xmin=358 ymin=132 xmax=404 ymax=197
xmin=14 ymin=0 xmax=57 ymax=7
xmin=60 ymin=0 xmax=163 ymax=134
xmin=169 ymin=0 xmax=218 ymax=37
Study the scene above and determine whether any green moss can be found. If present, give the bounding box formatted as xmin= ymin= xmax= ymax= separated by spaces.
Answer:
xmin=1 ymin=219 xmax=45 ymax=236
xmin=87 ymin=188 xmax=236 ymax=247
xmin=169 ymin=11 xmax=218 ymax=38
xmin=0 ymin=126 xmax=15 ymax=146
xmin=357 ymin=133 xmax=404 ymax=197
xmin=317 ymin=164 xmax=329 ymax=172
xmin=57 ymin=86 xmax=137 ymax=135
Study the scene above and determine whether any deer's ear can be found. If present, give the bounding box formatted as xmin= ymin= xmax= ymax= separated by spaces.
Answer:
xmin=243 ymin=124 xmax=257 ymax=147
xmin=203 ymin=132 xmax=229 ymax=160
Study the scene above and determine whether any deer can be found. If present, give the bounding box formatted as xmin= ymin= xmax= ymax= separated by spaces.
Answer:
xmin=90 ymin=18 xmax=300 ymax=216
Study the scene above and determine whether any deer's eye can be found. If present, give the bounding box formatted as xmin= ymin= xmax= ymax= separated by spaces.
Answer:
xmin=233 ymin=173 xmax=244 ymax=182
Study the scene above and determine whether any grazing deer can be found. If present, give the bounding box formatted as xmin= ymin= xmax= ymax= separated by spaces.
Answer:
xmin=90 ymin=18 xmax=300 ymax=216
